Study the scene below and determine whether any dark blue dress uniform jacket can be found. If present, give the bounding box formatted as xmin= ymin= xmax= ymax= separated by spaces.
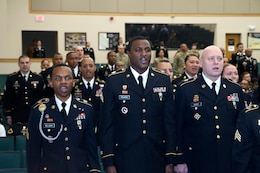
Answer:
xmin=233 ymin=104 xmax=260 ymax=173
xmin=175 ymin=76 xmax=244 ymax=173
xmin=74 ymin=78 xmax=105 ymax=128
xmin=26 ymin=97 xmax=100 ymax=173
xmin=3 ymin=71 xmax=45 ymax=123
xmin=100 ymin=67 xmax=176 ymax=173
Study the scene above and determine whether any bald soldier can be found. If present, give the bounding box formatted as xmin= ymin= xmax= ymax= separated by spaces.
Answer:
xmin=175 ymin=46 xmax=245 ymax=173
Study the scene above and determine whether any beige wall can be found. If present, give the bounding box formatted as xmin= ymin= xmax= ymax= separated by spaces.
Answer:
xmin=0 ymin=0 xmax=260 ymax=74
xmin=31 ymin=0 xmax=260 ymax=14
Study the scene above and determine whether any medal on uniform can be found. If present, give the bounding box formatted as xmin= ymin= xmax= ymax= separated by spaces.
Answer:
xmin=158 ymin=92 xmax=163 ymax=101
xmin=77 ymin=119 xmax=82 ymax=130
xmin=121 ymin=107 xmax=128 ymax=115
xmin=258 ymin=119 xmax=260 ymax=126
xmin=122 ymin=85 xmax=128 ymax=94
xmin=193 ymin=95 xmax=199 ymax=102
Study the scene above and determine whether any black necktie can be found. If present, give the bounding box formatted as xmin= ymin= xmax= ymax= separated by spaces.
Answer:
xmin=212 ymin=82 xmax=217 ymax=97
xmin=87 ymin=82 xmax=91 ymax=95
xmin=61 ymin=102 xmax=67 ymax=122
xmin=138 ymin=76 xmax=144 ymax=93
xmin=23 ymin=75 xmax=27 ymax=83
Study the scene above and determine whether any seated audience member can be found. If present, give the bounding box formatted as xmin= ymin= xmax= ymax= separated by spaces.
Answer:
xmin=155 ymin=59 xmax=173 ymax=82
xmin=240 ymin=79 xmax=253 ymax=108
xmin=98 ymin=51 xmax=116 ymax=81
xmin=153 ymin=49 xmax=168 ymax=67
xmin=172 ymin=54 xmax=200 ymax=86
xmin=222 ymin=63 xmax=239 ymax=83
xmin=0 ymin=123 xmax=6 ymax=137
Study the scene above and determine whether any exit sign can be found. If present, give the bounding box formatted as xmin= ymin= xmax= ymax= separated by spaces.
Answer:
xmin=35 ymin=15 xmax=44 ymax=22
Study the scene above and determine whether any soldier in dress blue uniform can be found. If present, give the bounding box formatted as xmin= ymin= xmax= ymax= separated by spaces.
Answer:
xmin=174 ymin=46 xmax=245 ymax=173
xmin=229 ymin=42 xmax=245 ymax=67
xmin=66 ymin=52 xmax=81 ymax=80
xmin=100 ymin=36 xmax=176 ymax=173
xmin=237 ymin=48 xmax=258 ymax=79
xmin=172 ymin=54 xmax=200 ymax=86
xmin=84 ymin=41 xmax=95 ymax=61
xmin=26 ymin=64 xmax=100 ymax=173
xmin=33 ymin=40 xmax=46 ymax=58
xmin=3 ymin=55 xmax=45 ymax=135
xmin=232 ymin=104 xmax=260 ymax=173
xmin=98 ymin=51 xmax=116 ymax=81
xmin=41 ymin=53 xmax=64 ymax=98
xmin=74 ymin=57 xmax=105 ymax=133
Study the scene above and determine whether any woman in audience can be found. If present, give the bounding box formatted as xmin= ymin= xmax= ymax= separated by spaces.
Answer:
xmin=222 ymin=63 xmax=239 ymax=83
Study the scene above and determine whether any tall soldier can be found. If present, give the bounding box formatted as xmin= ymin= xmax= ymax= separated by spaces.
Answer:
xmin=26 ymin=64 xmax=100 ymax=173
xmin=175 ymin=46 xmax=245 ymax=173
xmin=3 ymin=55 xmax=45 ymax=135
xmin=100 ymin=36 xmax=176 ymax=173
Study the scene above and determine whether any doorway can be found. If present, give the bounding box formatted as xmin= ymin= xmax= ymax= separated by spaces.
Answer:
xmin=225 ymin=34 xmax=241 ymax=60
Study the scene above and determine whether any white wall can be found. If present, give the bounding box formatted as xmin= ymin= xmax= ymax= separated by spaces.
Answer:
xmin=0 ymin=0 xmax=260 ymax=74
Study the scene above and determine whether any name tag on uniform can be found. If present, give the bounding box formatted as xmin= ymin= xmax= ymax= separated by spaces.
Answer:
xmin=118 ymin=95 xmax=130 ymax=100
xmin=43 ymin=123 xmax=55 ymax=128
xmin=191 ymin=102 xmax=202 ymax=108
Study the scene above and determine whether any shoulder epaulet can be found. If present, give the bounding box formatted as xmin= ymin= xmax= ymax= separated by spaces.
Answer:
xmin=95 ymin=78 xmax=105 ymax=84
xmin=108 ymin=69 xmax=126 ymax=77
xmin=172 ymin=74 xmax=182 ymax=80
xmin=245 ymin=104 xmax=259 ymax=113
xmin=225 ymin=78 xmax=240 ymax=86
xmin=180 ymin=77 xmax=197 ymax=87
xmin=76 ymin=98 xmax=92 ymax=107
xmin=8 ymin=72 xmax=17 ymax=76
xmin=151 ymin=67 xmax=169 ymax=76
xmin=33 ymin=98 xmax=50 ymax=109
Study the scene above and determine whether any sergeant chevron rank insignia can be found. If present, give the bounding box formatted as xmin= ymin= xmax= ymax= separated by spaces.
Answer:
xmin=234 ymin=129 xmax=241 ymax=142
